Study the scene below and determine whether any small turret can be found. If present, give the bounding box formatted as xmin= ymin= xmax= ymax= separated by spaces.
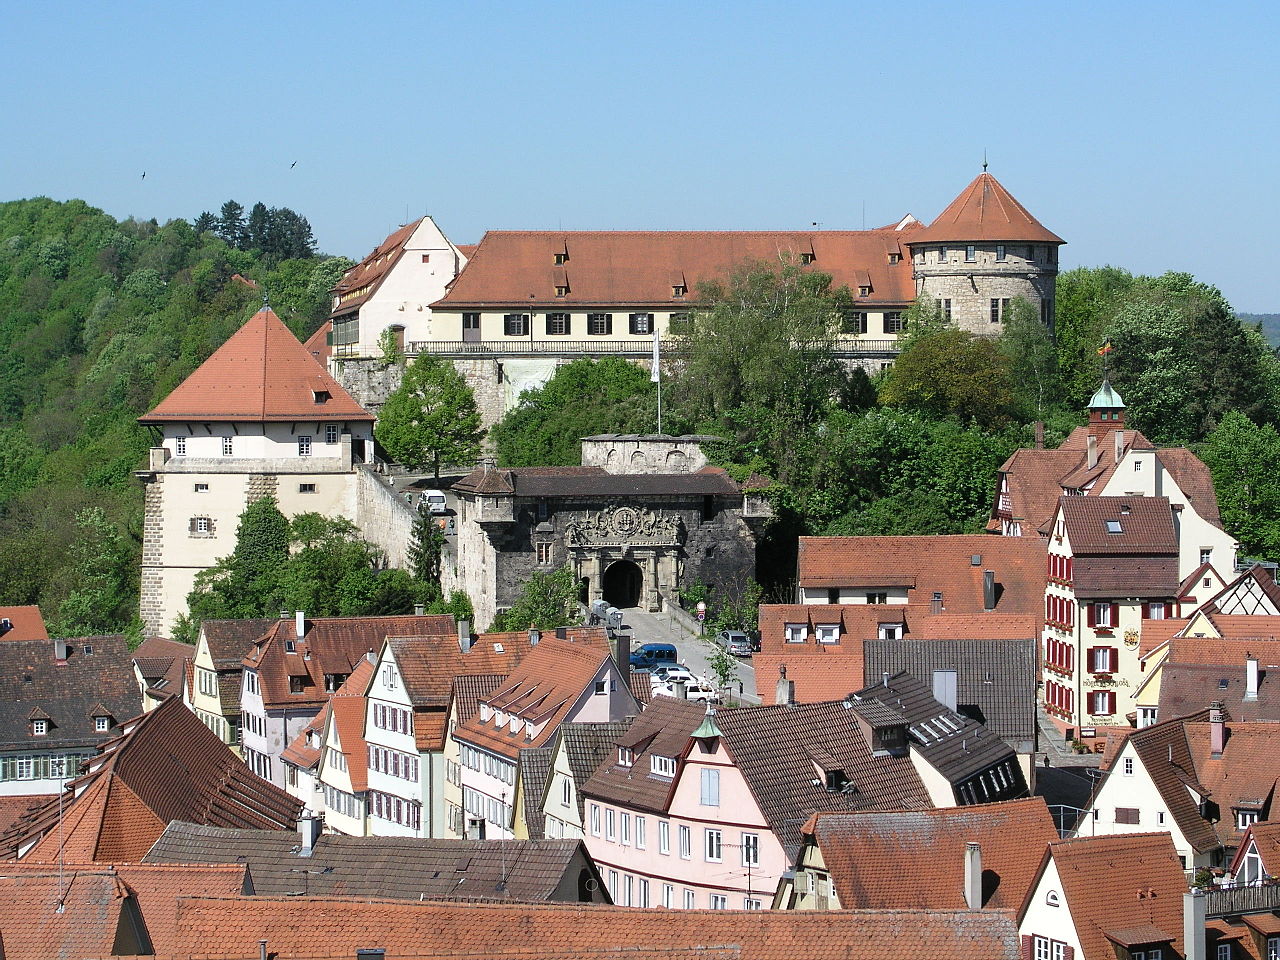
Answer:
xmin=1087 ymin=379 xmax=1126 ymax=439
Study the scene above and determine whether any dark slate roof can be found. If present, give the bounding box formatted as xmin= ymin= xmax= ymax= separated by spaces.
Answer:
xmin=1072 ymin=557 xmax=1181 ymax=599
xmin=453 ymin=674 xmax=508 ymax=725
xmin=132 ymin=636 xmax=193 ymax=701
xmin=850 ymin=673 xmax=1025 ymax=795
xmin=143 ymin=822 xmax=600 ymax=902
xmin=519 ymin=746 xmax=554 ymax=839
xmin=713 ymin=700 xmax=932 ymax=855
xmin=0 ymin=635 xmax=139 ymax=751
xmin=584 ymin=698 xmax=707 ymax=815
xmin=556 ymin=721 xmax=634 ymax=818
xmin=453 ymin=465 xmax=742 ymax=499
xmin=201 ymin=619 xmax=276 ymax=668
xmin=863 ymin=638 xmax=1037 ymax=745
xmin=1060 ymin=496 xmax=1177 ymax=555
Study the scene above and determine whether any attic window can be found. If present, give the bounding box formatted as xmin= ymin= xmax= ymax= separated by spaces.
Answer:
xmin=1106 ymin=520 xmax=1123 ymax=534
xmin=800 ymin=253 xmax=815 ymax=265
xmin=618 ymin=747 xmax=634 ymax=767
xmin=554 ymin=284 xmax=569 ymax=297
xmin=285 ymin=639 xmax=296 ymax=653
xmin=825 ymin=769 xmax=849 ymax=792
xmin=878 ymin=623 xmax=904 ymax=641
xmin=888 ymin=252 xmax=900 ymax=264
xmin=313 ymin=390 xmax=330 ymax=404
xmin=289 ymin=676 xmax=306 ymax=694
xmin=95 ymin=716 xmax=110 ymax=732
xmin=421 ymin=253 xmax=430 ymax=263
xmin=784 ymin=623 xmax=808 ymax=643
xmin=82 ymin=644 xmax=93 ymax=656
xmin=858 ymin=285 xmax=871 ymax=297
xmin=651 ymin=755 xmax=677 ymax=778
xmin=815 ymin=624 xmax=839 ymax=644
xmin=672 ymin=284 xmax=687 ymax=297
xmin=32 ymin=719 xmax=48 ymax=736
xmin=554 ymin=252 xmax=569 ymax=265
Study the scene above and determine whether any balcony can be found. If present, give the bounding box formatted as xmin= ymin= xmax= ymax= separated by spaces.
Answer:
xmin=389 ymin=338 xmax=904 ymax=360
xmin=1204 ymin=880 xmax=1280 ymax=918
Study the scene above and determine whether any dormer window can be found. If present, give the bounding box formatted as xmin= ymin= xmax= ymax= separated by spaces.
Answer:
xmin=554 ymin=284 xmax=569 ymax=297
xmin=878 ymin=622 xmax=904 ymax=641
xmin=32 ymin=719 xmax=48 ymax=736
xmin=651 ymin=755 xmax=677 ymax=778
xmin=858 ymin=285 xmax=871 ymax=297
xmin=800 ymin=253 xmax=815 ymax=265
xmin=888 ymin=252 xmax=900 ymax=264
xmin=618 ymin=747 xmax=634 ymax=767
xmin=95 ymin=716 xmax=110 ymax=732
xmin=554 ymin=251 xmax=568 ymax=265
xmin=672 ymin=284 xmax=687 ymax=297
xmin=815 ymin=624 xmax=839 ymax=644
xmin=784 ymin=623 xmax=808 ymax=643
xmin=313 ymin=390 xmax=330 ymax=404
xmin=289 ymin=676 xmax=305 ymax=694
xmin=285 ymin=638 xmax=296 ymax=653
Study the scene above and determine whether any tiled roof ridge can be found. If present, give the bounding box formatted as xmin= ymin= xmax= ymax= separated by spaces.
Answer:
xmin=473 ymin=226 xmax=912 ymax=238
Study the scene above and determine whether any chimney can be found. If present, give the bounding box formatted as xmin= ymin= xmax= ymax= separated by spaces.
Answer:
xmin=933 ymin=670 xmax=958 ymax=712
xmin=614 ymin=633 xmax=631 ymax=691
xmin=458 ymin=619 xmax=472 ymax=652
xmin=298 ymin=811 xmax=321 ymax=857
xmin=1115 ymin=429 xmax=1125 ymax=463
xmin=366 ymin=647 xmax=376 ymax=664
xmin=54 ymin=637 xmax=69 ymax=662
xmin=1210 ymin=700 xmax=1225 ymax=758
xmin=983 ymin=570 xmax=996 ymax=612
xmin=529 ymin=628 xmax=541 ymax=647
xmin=930 ymin=594 xmax=943 ymax=616
xmin=1183 ymin=890 xmax=1207 ymax=960
xmin=295 ymin=611 xmax=305 ymax=640
xmin=674 ymin=680 xmax=688 ymax=700
xmin=1034 ymin=421 xmax=1045 ymax=450
xmin=413 ymin=603 xmax=425 ymax=616
xmin=1087 ymin=434 xmax=1098 ymax=470
xmin=555 ymin=626 xmax=567 ymax=640
xmin=963 ymin=842 xmax=983 ymax=909
xmin=776 ymin=674 xmax=796 ymax=706
xmin=259 ymin=940 xmax=268 ymax=960
xmin=1245 ymin=657 xmax=1259 ymax=701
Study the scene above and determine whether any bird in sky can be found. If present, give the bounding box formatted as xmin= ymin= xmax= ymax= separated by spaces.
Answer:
xmin=141 ymin=171 xmax=146 ymax=180
xmin=290 ymin=160 xmax=297 ymax=169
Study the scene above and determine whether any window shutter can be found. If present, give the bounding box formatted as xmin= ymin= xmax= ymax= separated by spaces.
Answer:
xmin=1107 ymin=691 xmax=1116 ymax=715
xmin=188 ymin=517 xmax=198 ymax=534
xmin=1087 ymin=604 xmax=1097 ymax=628
xmin=1066 ymin=557 xmax=1072 ymax=581
xmin=1063 ymin=947 xmax=1074 ymax=960
xmin=1086 ymin=647 xmax=1096 ymax=672
xmin=1141 ymin=603 xmax=1150 ymax=619
xmin=1109 ymin=647 xmax=1119 ymax=673
xmin=1021 ymin=936 xmax=1034 ymax=960
xmin=1110 ymin=602 xmax=1120 ymax=626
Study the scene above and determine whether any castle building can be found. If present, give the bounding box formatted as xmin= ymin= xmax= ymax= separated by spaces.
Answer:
xmin=446 ymin=435 xmax=771 ymax=630
xmin=135 ymin=307 xmax=415 ymax=638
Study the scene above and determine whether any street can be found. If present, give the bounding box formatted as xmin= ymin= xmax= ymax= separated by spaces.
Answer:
xmin=618 ymin=607 xmax=759 ymax=704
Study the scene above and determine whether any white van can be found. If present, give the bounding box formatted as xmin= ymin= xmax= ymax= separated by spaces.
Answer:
xmin=423 ymin=490 xmax=448 ymax=515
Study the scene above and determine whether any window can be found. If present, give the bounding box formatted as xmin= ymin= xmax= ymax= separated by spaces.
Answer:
xmin=1133 ymin=950 xmax=1164 ymax=960
xmin=462 ymin=312 xmax=480 ymax=334
xmin=325 ymin=423 xmax=339 ymax=444
xmin=1091 ymin=690 xmax=1116 ymax=716
xmin=289 ymin=675 xmax=305 ymax=694
xmin=678 ymin=824 xmax=691 ymax=859
xmin=298 ymin=435 xmax=312 ymax=457
xmin=561 ymin=776 xmax=571 ymax=807
xmin=1147 ymin=601 xmax=1166 ymax=620
xmin=629 ymin=313 xmax=653 ymax=335
xmin=700 ymin=769 xmax=720 ymax=806
xmin=965 ymin=244 xmax=976 ymax=262
xmin=996 ymin=244 xmax=1006 ymax=261
xmin=637 ymin=877 xmax=649 ymax=907
xmin=95 ymin=716 xmax=110 ymax=732
xmin=590 ymin=804 xmax=601 ymax=836
xmin=683 ymin=889 xmax=695 ymax=910
xmin=989 ymin=298 xmax=1010 ymax=324
xmin=32 ymin=719 xmax=48 ymax=736
xmin=938 ymin=247 xmax=947 ymax=263
xmin=878 ymin=623 xmax=904 ymax=641
xmin=587 ymin=313 xmax=613 ymax=336
xmin=846 ymin=311 xmax=868 ymax=335
xmin=711 ymin=894 xmax=727 ymax=910
xmin=659 ymin=820 xmax=670 ymax=854
xmin=1123 ymin=757 xmax=1134 ymax=775
xmin=1033 ymin=938 xmax=1070 ymax=960
xmin=299 ymin=483 xmax=316 ymax=493
xmin=606 ymin=808 xmax=616 ymax=841
xmin=1201 ymin=548 xmax=1213 ymax=565
xmin=594 ymin=679 xmax=607 ymax=695
xmin=607 ymin=870 xmax=618 ymax=899
xmin=1269 ymin=937 xmax=1280 ymax=960
xmin=546 ymin=312 xmax=570 ymax=336
xmin=175 ymin=435 xmax=187 ymax=456
xmin=536 ymin=542 xmax=552 ymax=565
xmin=504 ymin=313 xmax=530 ymax=336
xmin=190 ymin=516 xmax=213 ymax=537
xmin=866 ymin=592 xmax=887 ymax=605
xmin=705 ymin=829 xmax=722 ymax=862
xmin=620 ymin=812 xmax=631 ymax=844
xmin=1092 ymin=602 xmax=1114 ymax=629
xmin=937 ymin=299 xmax=952 ymax=321
xmin=1089 ymin=646 xmax=1118 ymax=674
xmin=635 ymin=815 xmax=646 ymax=849
xmin=1218 ymin=944 xmax=1233 ymax=960
xmin=741 ymin=832 xmax=760 ymax=867
xmin=663 ymin=884 xmax=674 ymax=908
xmin=672 ymin=284 xmax=687 ymax=298
xmin=744 ymin=898 xmax=762 ymax=910
xmin=245 ymin=670 xmax=259 ymax=695
xmin=651 ymin=755 xmax=677 ymax=777
xmin=222 ymin=436 xmax=233 ymax=456
xmin=1138 ymin=707 xmax=1158 ymax=727
xmin=554 ymin=251 xmax=568 ymax=265
xmin=1105 ymin=519 xmax=1123 ymax=534
xmin=554 ymin=284 xmax=569 ymax=297
xmin=194 ymin=482 xmax=208 ymax=492
xmin=800 ymin=252 xmax=815 ymax=265
xmin=815 ymin=624 xmax=839 ymax=644
xmin=1238 ymin=809 xmax=1260 ymax=830
xmin=885 ymin=312 xmax=905 ymax=333
xmin=784 ymin=623 xmax=808 ymax=643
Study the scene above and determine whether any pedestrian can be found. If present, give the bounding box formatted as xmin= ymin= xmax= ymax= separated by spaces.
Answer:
xmin=738 ymin=681 xmax=744 ymax=695
xmin=1043 ymin=754 xmax=1051 ymax=768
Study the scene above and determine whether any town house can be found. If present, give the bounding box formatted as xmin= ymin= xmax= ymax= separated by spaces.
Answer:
xmin=452 ymin=634 xmax=635 ymax=840
xmin=539 ymin=721 xmax=634 ymax=841
xmin=188 ymin=617 xmax=273 ymax=752
xmin=312 ymin=656 xmax=375 ymax=835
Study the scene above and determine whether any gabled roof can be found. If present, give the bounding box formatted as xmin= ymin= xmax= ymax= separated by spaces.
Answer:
xmin=1232 ymin=819 xmax=1280 ymax=878
xmin=0 ymin=862 xmax=249 ymax=960
xmin=143 ymin=822 xmax=599 ymax=903
xmin=326 ymin=657 xmax=374 ymax=792
xmin=0 ymin=605 xmax=48 ymax=642
xmin=165 ymin=896 xmax=1021 ymax=960
xmin=556 ymin=721 xmax=634 ymax=800
xmin=200 ymin=618 xmax=275 ymax=672
xmin=518 ymin=746 xmax=554 ymax=839
xmin=435 ymin=226 xmax=922 ymax=311
xmin=1060 ymin=496 xmax=1177 ymax=555
xmin=863 ymin=638 xmax=1037 ymax=745
xmin=280 ymin=700 xmax=327 ymax=772
xmin=1028 ymin=833 xmax=1187 ymax=960
xmin=583 ymin=697 xmax=706 ymax=814
xmin=1207 ymin=565 xmax=1280 ymax=615
xmin=133 ymin=636 xmax=193 ymax=700
xmin=907 ymin=173 xmax=1064 ymax=245
xmin=328 ymin=218 xmax=433 ymax=319
xmin=0 ymin=697 xmax=300 ymax=861
xmin=796 ymin=536 xmax=1047 ymax=618
xmin=1156 ymin=447 xmax=1224 ymax=528
xmin=0 ymin=634 xmax=139 ymax=751
xmin=139 ymin=308 xmax=373 ymax=423
xmin=1158 ymin=635 xmax=1280 ymax=722
xmin=804 ymin=797 xmax=1057 ymax=909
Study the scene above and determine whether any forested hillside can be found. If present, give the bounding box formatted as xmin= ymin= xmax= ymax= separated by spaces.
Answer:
xmin=0 ymin=197 xmax=351 ymax=638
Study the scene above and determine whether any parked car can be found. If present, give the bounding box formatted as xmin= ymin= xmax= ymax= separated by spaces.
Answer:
xmin=651 ymin=664 xmax=696 ymax=686
xmin=422 ymin=490 xmax=449 ymax=515
xmin=718 ymin=629 xmax=753 ymax=658
xmin=654 ymin=677 xmax=719 ymax=703
xmin=630 ymin=643 xmax=678 ymax=671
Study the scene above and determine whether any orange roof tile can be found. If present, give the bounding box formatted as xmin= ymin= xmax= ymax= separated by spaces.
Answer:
xmin=806 ymin=797 xmax=1057 ymax=909
xmin=302 ymin=319 xmax=331 ymax=365
xmin=139 ymin=308 xmax=372 ymax=423
xmin=908 ymin=173 xmax=1063 ymax=246
xmin=1139 ymin=618 xmax=1187 ymax=657
xmin=329 ymin=658 xmax=374 ymax=791
xmin=0 ymin=605 xmax=48 ymax=641
xmin=165 ymin=896 xmax=1021 ymax=960
xmin=436 ymin=227 xmax=922 ymax=311
xmin=329 ymin=221 xmax=417 ymax=318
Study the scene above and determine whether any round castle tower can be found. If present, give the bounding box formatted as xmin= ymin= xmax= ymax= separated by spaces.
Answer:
xmin=906 ymin=172 xmax=1063 ymax=334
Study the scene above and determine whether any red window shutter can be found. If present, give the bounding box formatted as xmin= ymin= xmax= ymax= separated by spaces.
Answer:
xmin=1021 ymin=936 xmax=1034 ymax=960
xmin=1086 ymin=604 xmax=1096 ymax=628
xmin=1066 ymin=557 xmax=1072 ymax=581
xmin=1086 ymin=647 xmax=1097 ymax=672
xmin=1141 ymin=603 xmax=1150 ymax=619
xmin=1110 ymin=602 xmax=1120 ymax=626
xmin=1107 ymin=691 xmax=1116 ymax=715
xmin=1063 ymin=947 xmax=1074 ymax=960
xmin=1109 ymin=647 xmax=1119 ymax=673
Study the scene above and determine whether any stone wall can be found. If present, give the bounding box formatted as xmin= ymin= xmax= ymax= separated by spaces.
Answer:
xmin=139 ymin=473 xmax=166 ymax=636
xmin=353 ymin=464 xmax=418 ymax=570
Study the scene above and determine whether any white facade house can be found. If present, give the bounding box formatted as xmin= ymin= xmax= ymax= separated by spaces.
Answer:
xmin=363 ymin=651 xmax=428 ymax=836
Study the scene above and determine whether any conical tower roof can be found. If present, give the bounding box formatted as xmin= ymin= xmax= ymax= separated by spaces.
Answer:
xmin=140 ymin=307 xmax=373 ymax=423
xmin=908 ymin=173 xmax=1064 ymax=246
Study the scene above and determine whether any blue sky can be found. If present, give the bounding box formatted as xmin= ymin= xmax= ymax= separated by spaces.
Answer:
xmin=4 ymin=1 xmax=1277 ymax=310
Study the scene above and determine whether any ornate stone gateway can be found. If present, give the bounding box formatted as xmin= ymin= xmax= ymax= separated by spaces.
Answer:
xmin=565 ymin=504 xmax=684 ymax=612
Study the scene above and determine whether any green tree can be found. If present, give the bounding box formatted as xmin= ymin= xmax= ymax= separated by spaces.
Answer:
xmin=375 ymin=355 xmax=485 ymax=481
xmin=407 ymin=507 xmax=446 ymax=602
xmin=879 ymin=328 xmax=1016 ymax=427
xmin=247 ymin=202 xmax=270 ymax=250
xmin=489 ymin=565 xmax=579 ymax=632
xmin=1000 ymin=297 xmax=1061 ymax=419
xmin=1199 ymin=412 xmax=1280 ymax=559
xmin=217 ymin=201 xmax=246 ymax=249
xmin=192 ymin=211 xmax=217 ymax=235
xmin=493 ymin=357 xmax=656 ymax=466
xmin=49 ymin=507 xmax=136 ymax=637
xmin=1054 ymin=266 xmax=1135 ymax=403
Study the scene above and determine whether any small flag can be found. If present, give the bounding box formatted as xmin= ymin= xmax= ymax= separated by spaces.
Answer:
xmin=1097 ymin=340 xmax=1113 ymax=356
xmin=651 ymin=328 xmax=661 ymax=383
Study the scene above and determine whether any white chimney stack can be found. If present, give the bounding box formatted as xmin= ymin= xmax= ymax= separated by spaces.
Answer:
xmin=1246 ymin=657 xmax=1260 ymax=701
xmin=1210 ymin=701 xmax=1226 ymax=757
xmin=1087 ymin=434 xmax=1098 ymax=470
xmin=963 ymin=842 xmax=982 ymax=909
xmin=1184 ymin=890 xmax=1207 ymax=960
xmin=295 ymin=610 xmax=305 ymax=640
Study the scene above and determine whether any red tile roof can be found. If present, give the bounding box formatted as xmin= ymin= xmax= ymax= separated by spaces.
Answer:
xmin=804 ymin=797 xmax=1058 ymax=909
xmin=1030 ymin=833 xmax=1187 ymax=960
xmin=1234 ymin=820 xmax=1280 ymax=877
xmin=436 ymin=227 xmax=923 ymax=311
xmin=302 ymin=319 xmax=331 ymax=365
xmin=908 ymin=173 xmax=1064 ymax=245
xmin=165 ymin=896 xmax=1021 ymax=960
xmin=329 ymin=220 xmax=417 ymax=318
xmin=139 ymin=308 xmax=373 ymax=423
xmin=1061 ymin=496 xmax=1177 ymax=555
xmin=797 ymin=536 xmax=1047 ymax=618
xmin=0 ymin=698 xmax=300 ymax=861
xmin=0 ymin=605 xmax=47 ymax=641
xmin=329 ymin=657 xmax=374 ymax=792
